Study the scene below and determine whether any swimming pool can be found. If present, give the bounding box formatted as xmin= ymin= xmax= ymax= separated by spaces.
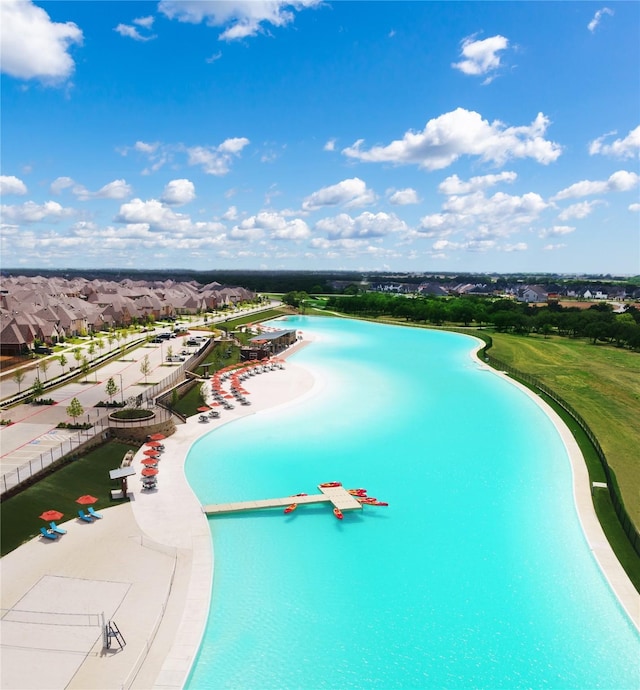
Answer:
xmin=185 ymin=316 xmax=639 ymax=689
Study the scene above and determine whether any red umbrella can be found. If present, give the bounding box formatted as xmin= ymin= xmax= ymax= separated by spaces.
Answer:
xmin=148 ymin=433 xmax=165 ymax=441
xmin=143 ymin=449 xmax=160 ymax=456
xmin=197 ymin=406 xmax=211 ymax=412
xmin=145 ymin=441 xmax=162 ymax=448
xmin=39 ymin=509 xmax=63 ymax=522
xmin=223 ymin=394 xmax=234 ymax=399
xmin=142 ymin=468 xmax=159 ymax=476
xmin=75 ymin=495 xmax=98 ymax=505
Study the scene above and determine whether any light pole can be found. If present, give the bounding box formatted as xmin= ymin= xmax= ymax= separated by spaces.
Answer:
xmin=118 ymin=373 xmax=124 ymax=405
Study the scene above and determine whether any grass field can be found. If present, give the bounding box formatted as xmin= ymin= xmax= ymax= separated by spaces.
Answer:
xmin=0 ymin=440 xmax=137 ymax=556
xmin=481 ymin=331 xmax=640 ymax=526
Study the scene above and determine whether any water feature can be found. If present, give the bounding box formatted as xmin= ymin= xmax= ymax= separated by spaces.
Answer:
xmin=185 ymin=316 xmax=639 ymax=689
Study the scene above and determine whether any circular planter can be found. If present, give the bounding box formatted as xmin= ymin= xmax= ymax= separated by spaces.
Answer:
xmin=108 ymin=409 xmax=155 ymax=423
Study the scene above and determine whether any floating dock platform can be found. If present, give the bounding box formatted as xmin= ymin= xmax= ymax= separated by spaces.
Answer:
xmin=202 ymin=484 xmax=363 ymax=516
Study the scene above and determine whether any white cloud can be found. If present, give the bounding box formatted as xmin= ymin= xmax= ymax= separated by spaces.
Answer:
xmin=557 ymin=200 xmax=603 ymax=220
xmin=187 ymin=138 xmax=250 ymax=175
xmin=232 ymin=211 xmax=310 ymax=241
xmin=0 ymin=0 xmax=83 ymax=83
xmin=543 ymin=243 xmax=567 ymax=251
xmin=50 ymin=177 xmax=132 ymax=201
xmin=503 ymin=242 xmax=527 ymax=252
xmin=115 ymin=198 xmax=192 ymax=233
xmin=539 ymin=225 xmax=575 ymax=238
xmin=50 ymin=176 xmax=74 ymax=194
xmin=552 ymin=170 xmax=639 ymax=200
xmin=134 ymin=141 xmax=160 ymax=154
xmin=315 ymin=212 xmax=408 ymax=240
xmin=0 ymin=175 xmax=27 ymax=195
xmin=438 ymin=171 xmax=517 ymax=195
xmin=158 ymin=0 xmax=320 ymax=41
xmin=388 ymin=188 xmax=419 ymax=205
xmin=342 ymin=109 xmax=561 ymax=170
xmin=1 ymin=200 xmax=74 ymax=223
xmin=629 ymin=203 xmax=640 ymax=213
xmin=452 ymin=34 xmax=508 ymax=83
xmin=302 ymin=178 xmax=376 ymax=211
xmin=114 ymin=19 xmax=156 ymax=41
xmin=161 ymin=179 xmax=196 ymax=206
xmin=324 ymin=139 xmax=337 ymax=152
xmin=588 ymin=7 xmax=614 ymax=33
xmin=443 ymin=190 xmax=547 ymax=224
xmin=222 ymin=206 xmax=239 ymax=221
xmin=589 ymin=125 xmax=640 ymax=159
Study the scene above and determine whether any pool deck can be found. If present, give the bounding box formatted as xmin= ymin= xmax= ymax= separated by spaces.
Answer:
xmin=1 ymin=336 xmax=639 ymax=690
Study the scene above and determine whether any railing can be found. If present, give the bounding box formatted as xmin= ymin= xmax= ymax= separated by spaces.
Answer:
xmin=478 ymin=335 xmax=640 ymax=556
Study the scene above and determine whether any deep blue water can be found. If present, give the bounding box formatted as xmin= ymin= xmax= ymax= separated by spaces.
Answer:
xmin=185 ymin=316 xmax=639 ymax=689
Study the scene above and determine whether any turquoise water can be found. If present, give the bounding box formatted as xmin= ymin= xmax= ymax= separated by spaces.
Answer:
xmin=185 ymin=316 xmax=639 ymax=689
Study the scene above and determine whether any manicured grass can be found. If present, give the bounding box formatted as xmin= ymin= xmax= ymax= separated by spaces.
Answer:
xmin=480 ymin=331 xmax=640 ymax=527
xmin=0 ymin=440 xmax=137 ymax=556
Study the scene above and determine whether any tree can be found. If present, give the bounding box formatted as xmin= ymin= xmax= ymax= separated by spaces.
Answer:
xmin=166 ymin=345 xmax=173 ymax=360
xmin=88 ymin=341 xmax=96 ymax=358
xmin=32 ymin=377 xmax=44 ymax=400
xmin=13 ymin=369 xmax=26 ymax=393
xmin=140 ymin=354 xmax=151 ymax=383
xmin=73 ymin=347 xmax=83 ymax=369
xmin=58 ymin=353 xmax=67 ymax=373
xmin=38 ymin=357 xmax=50 ymax=381
xmin=81 ymin=356 xmax=90 ymax=382
xmin=105 ymin=377 xmax=119 ymax=404
xmin=96 ymin=336 xmax=105 ymax=354
xmin=171 ymin=388 xmax=179 ymax=409
xmin=66 ymin=397 xmax=84 ymax=424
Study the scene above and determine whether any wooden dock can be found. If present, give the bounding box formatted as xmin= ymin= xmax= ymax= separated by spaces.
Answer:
xmin=202 ymin=484 xmax=363 ymax=516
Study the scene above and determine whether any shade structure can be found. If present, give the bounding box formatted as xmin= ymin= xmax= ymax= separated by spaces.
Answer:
xmin=141 ymin=468 xmax=159 ymax=477
xmin=39 ymin=510 xmax=63 ymax=522
xmin=143 ymin=449 xmax=160 ymax=456
xmin=148 ymin=433 xmax=165 ymax=441
xmin=75 ymin=495 xmax=98 ymax=505
xmin=141 ymin=458 xmax=158 ymax=466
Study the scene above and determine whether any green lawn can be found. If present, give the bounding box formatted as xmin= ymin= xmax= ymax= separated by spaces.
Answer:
xmin=0 ymin=440 xmax=137 ymax=556
xmin=481 ymin=331 xmax=640 ymax=526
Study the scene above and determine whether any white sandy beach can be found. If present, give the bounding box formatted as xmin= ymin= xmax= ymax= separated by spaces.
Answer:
xmin=1 ymin=332 xmax=637 ymax=690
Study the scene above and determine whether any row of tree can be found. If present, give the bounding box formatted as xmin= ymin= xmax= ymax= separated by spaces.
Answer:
xmin=323 ymin=294 xmax=640 ymax=350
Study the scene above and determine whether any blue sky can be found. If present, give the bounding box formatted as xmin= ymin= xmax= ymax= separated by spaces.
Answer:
xmin=1 ymin=1 xmax=639 ymax=275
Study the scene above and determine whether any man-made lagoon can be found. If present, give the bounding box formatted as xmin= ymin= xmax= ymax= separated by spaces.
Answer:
xmin=185 ymin=316 xmax=639 ymax=689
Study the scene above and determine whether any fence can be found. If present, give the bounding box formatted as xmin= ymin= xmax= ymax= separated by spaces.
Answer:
xmin=0 ymin=340 xmax=214 ymax=495
xmin=478 ymin=335 xmax=640 ymax=556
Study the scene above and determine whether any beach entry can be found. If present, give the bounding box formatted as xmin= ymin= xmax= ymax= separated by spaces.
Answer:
xmin=185 ymin=316 xmax=639 ymax=689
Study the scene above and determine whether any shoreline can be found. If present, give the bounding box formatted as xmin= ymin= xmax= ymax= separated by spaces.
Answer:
xmin=1 ymin=324 xmax=637 ymax=689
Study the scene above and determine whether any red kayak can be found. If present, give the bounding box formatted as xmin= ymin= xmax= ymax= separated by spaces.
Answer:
xmin=284 ymin=503 xmax=297 ymax=514
xmin=320 ymin=481 xmax=342 ymax=488
xmin=333 ymin=507 xmax=344 ymax=520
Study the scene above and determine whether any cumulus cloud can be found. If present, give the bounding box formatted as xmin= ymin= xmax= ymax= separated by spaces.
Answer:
xmin=114 ymin=16 xmax=156 ymax=41
xmin=388 ymin=188 xmax=419 ymax=205
xmin=539 ymin=225 xmax=576 ymax=238
xmin=302 ymin=177 xmax=376 ymax=211
xmin=50 ymin=177 xmax=132 ymax=201
xmin=161 ymin=179 xmax=196 ymax=205
xmin=187 ymin=137 xmax=250 ymax=175
xmin=315 ymin=212 xmax=408 ymax=240
xmin=589 ymin=125 xmax=640 ymax=159
xmin=438 ymin=171 xmax=517 ymax=195
xmin=1 ymin=200 xmax=74 ymax=223
xmin=629 ymin=203 xmax=640 ymax=213
xmin=158 ymin=0 xmax=320 ymax=41
xmin=0 ymin=0 xmax=83 ymax=83
xmin=557 ymin=200 xmax=603 ymax=220
xmin=552 ymin=170 xmax=639 ymax=200
xmin=0 ymin=175 xmax=27 ymax=196
xmin=115 ymin=198 xmax=192 ymax=233
xmin=324 ymin=139 xmax=337 ymax=152
xmin=342 ymin=109 xmax=561 ymax=170
xmin=452 ymin=34 xmax=509 ymax=83
xmin=231 ymin=211 xmax=310 ymax=241
xmin=588 ymin=7 xmax=614 ymax=33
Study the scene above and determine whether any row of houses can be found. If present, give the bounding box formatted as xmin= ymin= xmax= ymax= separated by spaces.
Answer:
xmin=0 ymin=275 xmax=256 ymax=356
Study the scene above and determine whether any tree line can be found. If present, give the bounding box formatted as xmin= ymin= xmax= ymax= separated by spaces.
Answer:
xmin=323 ymin=293 xmax=640 ymax=350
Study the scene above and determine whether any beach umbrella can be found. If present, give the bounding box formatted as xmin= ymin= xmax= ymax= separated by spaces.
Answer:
xmin=145 ymin=441 xmax=162 ymax=448
xmin=39 ymin=509 xmax=63 ymax=522
xmin=143 ymin=448 xmax=160 ymax=456
xmin=223 ymin=394 xmax=234 ymax=399
xmin=148 ymin=433 xmax=165 ymax=441
xmin=75 ymin=495 xmax=98 ymax=505
xmin=142 ymin=468 xmax=159 ymax=476
xmin=141 ymin=458 xmax=158 ymax=466
xmin=197 ymin=406 xmax=211 ymax=412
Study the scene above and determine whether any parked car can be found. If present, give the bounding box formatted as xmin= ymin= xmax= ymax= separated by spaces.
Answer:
xmin=34 ymin=346 xmax=53 ymax=354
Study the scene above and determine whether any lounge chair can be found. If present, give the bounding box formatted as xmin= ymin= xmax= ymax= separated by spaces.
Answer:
xmin=88 ymin=507 xmax=103 ymax=519
xmin=78 ymin=509 xmax=93 ymax=522
xmin=49 ymin=522 xmax=67 ymax=534
xmin=40 ymin=526 xmax=57 ymax=540
xmin=198 ymin=415 xmax=209 ymax=423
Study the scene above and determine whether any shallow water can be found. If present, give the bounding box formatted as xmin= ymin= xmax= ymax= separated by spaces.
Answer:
xmin=185 ymin=316 xmax=639 ymax=689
